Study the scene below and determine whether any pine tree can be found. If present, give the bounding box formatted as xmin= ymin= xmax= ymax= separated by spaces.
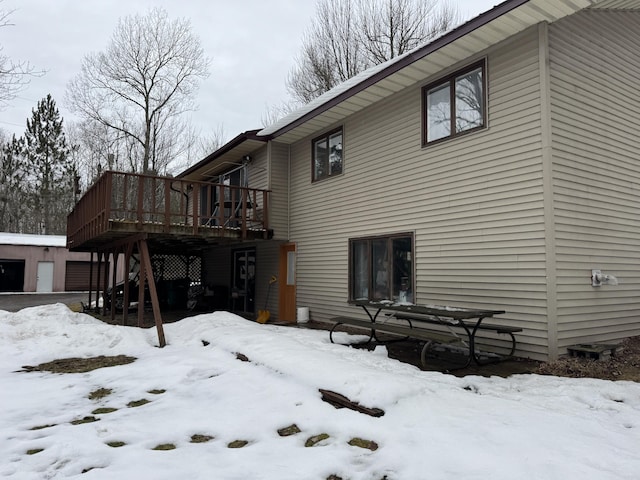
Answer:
xmin=0 ymin=135 xmax=28 ymax=233
xmin=22 ymin=94 xmax=75 ymax=235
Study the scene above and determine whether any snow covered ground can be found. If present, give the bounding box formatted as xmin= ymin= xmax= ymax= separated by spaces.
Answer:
xmin=1 ymin=304 xmax=639 ymax=479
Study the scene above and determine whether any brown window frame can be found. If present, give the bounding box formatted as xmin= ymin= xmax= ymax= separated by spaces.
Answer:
xmin=422 ymin=59 xmax=487 ymax=146
xmin=311 ymin=126 xmax=343 ymax=182
xmin=348 ymin=232 xmax=414 ymax=303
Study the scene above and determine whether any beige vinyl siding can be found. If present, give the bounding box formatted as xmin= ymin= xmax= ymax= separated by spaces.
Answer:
xmin=288 ymin=26 xmax=550 ymax=359
xmin=247 ymin=144 xmax=283 ymax=240
xmin=248 ymin=145 xmax=268 ymax=190
xmin=269 ymin=141 xmax=290 ymax=240
xmin=549 ymin=10 xmax=640 ymax=349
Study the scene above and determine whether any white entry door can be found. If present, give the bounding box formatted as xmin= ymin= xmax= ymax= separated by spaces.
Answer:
xmin=36 ymin=261 xmax=54 ymax=292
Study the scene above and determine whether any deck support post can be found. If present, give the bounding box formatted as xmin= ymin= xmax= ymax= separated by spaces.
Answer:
xmin=122 ymin=242 xmax=134 ymax=326
xmin=137 ymin=247 xmax=146 ymax=328
xmin=137 ymin=238 xmax=166 ymax=347
xmin=110 ymin=248 xmax=118 ymax=322
xmin=88 ymin=251 xmax=94 ymax=311
xmin=101 ymin=251 xmax=109 ymax=316
xmin=95 ymin=252 xmax=102 ymax=314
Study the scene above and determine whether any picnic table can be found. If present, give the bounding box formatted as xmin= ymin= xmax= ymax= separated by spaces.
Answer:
xmin=330 ymin=300 xmax=520 ymax=369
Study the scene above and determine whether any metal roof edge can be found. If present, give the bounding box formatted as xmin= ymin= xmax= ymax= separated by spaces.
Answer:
xmin=0 ymin=232 xmax=68 ymax=247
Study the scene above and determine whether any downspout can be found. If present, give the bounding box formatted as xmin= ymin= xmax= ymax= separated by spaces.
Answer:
xmin=538 ymin=22 xmax=559 ymax=361
xmin=266 ymin=140 xmax=271 ymax=190
xmin=169 ymin=180 xmax=191 ymax=225
xmin=287 ymin=144 xmax=291 ymax=241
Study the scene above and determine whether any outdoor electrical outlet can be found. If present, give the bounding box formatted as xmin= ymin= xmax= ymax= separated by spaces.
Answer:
xmin=592 ymin=269 xmax=602 ymax=287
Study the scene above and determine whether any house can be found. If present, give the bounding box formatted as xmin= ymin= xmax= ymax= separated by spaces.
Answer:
xmin=68 ymin=0 xmax=640 ymax=361
xmin=0 ymin=233 xmax=101 ymax=292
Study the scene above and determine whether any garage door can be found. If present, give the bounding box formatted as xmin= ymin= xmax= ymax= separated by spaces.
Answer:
xmin=0 ymin=259 xmax=25 ymax=292
xmin=65 ymin=261 xmax=102 ymax=291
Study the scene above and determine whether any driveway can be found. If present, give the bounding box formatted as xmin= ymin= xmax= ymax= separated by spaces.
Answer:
xmin=0 ymin=292 xmax=88 ymax=312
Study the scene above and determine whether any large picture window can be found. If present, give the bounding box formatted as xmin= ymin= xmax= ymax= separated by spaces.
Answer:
xmin=423 ymin=60 xmax=486 ymax=145
xmin=312 ymin=127 xmax=343 ymax=182
xmin=349 ymin=233 xmax=414 ymax=303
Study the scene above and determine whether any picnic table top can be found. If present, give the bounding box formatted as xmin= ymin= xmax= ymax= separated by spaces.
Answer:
xmin=352 ymin=300 xmax=505 ymax=321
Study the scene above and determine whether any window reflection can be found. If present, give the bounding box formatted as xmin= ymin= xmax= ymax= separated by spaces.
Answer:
xmin=350 ymin=234 xmax=414 ymax=303
xmin=423 ymin=61 xmax=485 ymax=144
xmin=455 ymin=67 xmax=483 ymax=133
xmin=427 ymin=83 xmax=451 ymax=142
xmin=313 ymin=128 xmax=343 ymax=181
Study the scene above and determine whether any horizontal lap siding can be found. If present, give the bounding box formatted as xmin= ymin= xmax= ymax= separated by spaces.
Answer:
xmin=549 ymin=11 xmax=640 ymax=347
xmin=249 ymin=145 xmax=268 ymax=189
xmin=247 ymin=145 xmax=275 ymax=238
xmin=269 ymin=141 xmax=290 ymax=239
xmin=288 ymin=27 xmax=549 ymax=359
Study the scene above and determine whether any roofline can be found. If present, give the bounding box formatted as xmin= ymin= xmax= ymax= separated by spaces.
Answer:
xmin=177 ymin=129 xmax=266 ymax=179
xmin=265 ymin=0 xmax=530 ymax=139
xmin=0 ymin=232 xmax=67 ymax=247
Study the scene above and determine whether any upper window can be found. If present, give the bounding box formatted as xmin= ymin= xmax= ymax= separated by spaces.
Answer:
xmin=312 ymin=127 xmax=343 ymax=182
xmin=423 ymin=60 xmax=486 ymax=145
xmin=349 ymin=233 xmax=414 ymax=303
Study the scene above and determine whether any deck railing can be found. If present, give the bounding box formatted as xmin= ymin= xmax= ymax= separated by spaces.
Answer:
xmin=67 ymin=171 xmax=270 ymax=249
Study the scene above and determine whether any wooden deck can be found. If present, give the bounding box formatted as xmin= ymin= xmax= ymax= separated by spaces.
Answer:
xmin=67 ymin=171 xmax=271 ymax=252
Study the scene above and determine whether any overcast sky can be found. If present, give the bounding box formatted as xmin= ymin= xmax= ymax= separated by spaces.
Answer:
xmin=1 ymin=0 xmax=497 ymax=145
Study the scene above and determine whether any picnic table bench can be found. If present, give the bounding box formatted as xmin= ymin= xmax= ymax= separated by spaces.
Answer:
xmin=329 ymin=300 xmax=521 ymax=369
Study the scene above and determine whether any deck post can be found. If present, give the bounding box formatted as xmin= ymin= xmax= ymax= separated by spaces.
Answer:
xmin=137 ymin=174 xmax=145 ymax=229
xmin=104 ymin=173 xmax=112 ymax=233
xmin=110 ymin=249 xmax=118 ymax=322
xmin=88 ymin=251 xmax=94 ymax=311
xmin=95 ymin=252 xmax=102 ymax=313
xmin=101 ymin=251 xmax=109 ymax=317
xmin=138 ymin=238 xmax=166 ymax=348
xmin=192 ymin=185 xmax=199 ymax=234
xmin=164 ymin=179 xmax=171 ymax=231
xmin=241 ymin=188 xmax=247 ymax=239
xmin=137 ymin=247 xmax=146 ymax=328
xmin=122 ymin=242 xmax=134 ymax=326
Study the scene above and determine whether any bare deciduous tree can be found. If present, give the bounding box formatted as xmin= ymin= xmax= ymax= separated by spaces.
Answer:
xmin=0 ymin=2 xmax=44 ymax=109
xmin=286 ymin=0 xmax=459 ymax=104
xmin=261 ymin=100 xmax=301 ymax=128
xmin=196 ymin=123 xmax=226 ymax=157
xmin=169 ymin=123 xmax=227 ymax=174
xmin=288 ymin=0 xmax=366 ymax=104
xmin=66 ymin=119 xmax=124 ymax=186
xmin=359 ymin=0 xmax=457 ymax=63
xmin=66 ymin=7 xmax=210 ymax=174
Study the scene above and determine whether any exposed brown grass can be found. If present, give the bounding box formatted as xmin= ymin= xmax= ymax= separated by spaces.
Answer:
xmin=21 ymin=356 xmax=136 ymax=374
xmin=536 ymin=336 xmax=640 ymax=382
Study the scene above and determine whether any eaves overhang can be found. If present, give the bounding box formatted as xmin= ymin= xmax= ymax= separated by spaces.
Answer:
xmin=178 ymin=0 xmax=639 ymax=178
xmin=177 ymin=129 xmax=267 ymax=181
xmin=257 ymin=0 xmax=620 ymax=144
